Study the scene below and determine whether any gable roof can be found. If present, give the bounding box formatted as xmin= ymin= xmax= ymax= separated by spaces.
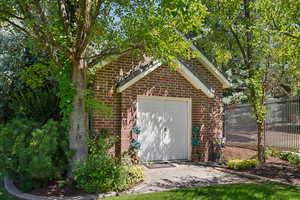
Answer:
xmin=98 ymin=39 xmax=230 ymax=95
xmin=182 ymin=34 xmax=230 ymax=88
xmin=116 ymin=60 xmax=162 ymax=93
xmin=175 ymin=60 xmax=215 ymax=98
xmin=116 ymin=59 xmax=215 ymax=98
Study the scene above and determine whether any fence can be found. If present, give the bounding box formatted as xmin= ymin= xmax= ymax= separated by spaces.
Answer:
xmin=224 ymin=96 xmax=300 ymax=150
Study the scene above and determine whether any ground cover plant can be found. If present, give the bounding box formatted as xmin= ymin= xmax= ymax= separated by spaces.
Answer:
xmin=73 ymin=129 xmax=144 ymax=193
xmin=224 ymin=145 xmax=300 ymax=186
xmin=227 ymin=159 xmax=259 ymax=170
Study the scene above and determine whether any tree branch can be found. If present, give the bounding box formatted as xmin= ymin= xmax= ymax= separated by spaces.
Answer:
xmin=0 ymin=9 xmax=24 ymax=20
xmin=16 ymin=0 xmax=71 ymax=56
xmin=230 ymin=27 xmax=247 ymax=66
xmin=57 ymin=0 xmax=71 ymax=33
xmin=280 ymin=31 xmax=299 ymax=40
xmin=271 ymin=17 xmax=299 ymax=39
xmin=87 ymin=45 xmax=141 ymax=67
xmin=0 ymin=17 xmax=31 ymax=36
xmin=75 ymin=0 xmax=104 ymax=59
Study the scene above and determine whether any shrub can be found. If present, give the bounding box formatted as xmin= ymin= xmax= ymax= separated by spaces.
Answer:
xmin=0 ymin=118 xmax=71 ymax=191
xmin=121 ymin=164 xmax=144 ymax=187
xmin=279 ymin=151 xmax=294 ymax=161
xmin=73 ymin=152 xmax=123 ymax=193
xmin=73 ymin=129 xmax=144 ymax=193
xmin=227 ymin=159 xmax=259 ymax=170
xmin=287 ymin=153 xmax=300 ymax=168
xmin=265 ymin=147 xmax=280 ymax=159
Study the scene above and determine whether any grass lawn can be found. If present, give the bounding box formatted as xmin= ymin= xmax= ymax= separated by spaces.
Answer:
xmin=0 ymin=187 xmax=17 ymax=200
xmin=0 ymin=176 xmax=17 ymax=200
xmin=106 ymin=182 xmax=300 ymax=200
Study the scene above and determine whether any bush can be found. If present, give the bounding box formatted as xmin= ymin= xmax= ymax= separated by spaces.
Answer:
xmin=265 ymin=147 xmax=280 ymax=159
xmin=73 ymin=152 xmax=123 ymax=193
xmin=286 ymin=153 xmax=300 ymax=168
xmin=0 ymin=118 xmax=71 ymax=191
xmin=121 ymin=164 xmax=144 ymax=187
xmin=227 ymin=159 xmax=259 ymax=170
xmin=279 ymin=151 xmax=294 ymax=161
xmin=73 ymin=129 xmax=144 ymax=193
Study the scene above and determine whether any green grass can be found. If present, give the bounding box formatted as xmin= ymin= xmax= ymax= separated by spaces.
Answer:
xmin=1 ymin=180 xmax=299 ymax=200
xmin=105 ymin=182 xmax=300 ymax=200
xmin=0 ymin=176 xmax=17 ymax=200
xmin=0 ymin=186 xmax=17 ymax=200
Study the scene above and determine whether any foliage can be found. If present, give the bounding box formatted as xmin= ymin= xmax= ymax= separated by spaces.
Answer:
xmin=121 ymin=165 xmax=144 ymax=187
xmin=279 ymin=151 xmax=300 ymax=168
xmin=278 ymin=151 xmax=294 ymax=161
xmin=0 ymin=118 xmax=71 ymax=191
xmin=105 ymin=182 xmax=300 ymax=200
xmin=287 ymin=153 xmax=300 ymax=169
xmin=10 ymin=87 xmax=60 ymax=123
xmin=84 ymin=89 xmax=112 ymax=117
xmin=227 ymin=159 xmax=259 ymax=170
xmin=0 ymin=28 xmax=60 ymax=123
xmin=73 ymin=150 xmax=123 ymax=193
xmin=197 ymin=0 xmax=300 ymax=162
xmin=56 ymin=61 xmax=75 ymax=130
xmin=198 ymin=0 xmax=299 ymax=104
xmin=265 ymin=147 xmax=280 ymax=159
xmin=20 ymin=63 xmax=53 ymax=89
xmin=0 ymin=0 xmax=210 ymax=166
xmin=73 ymin=129 xmax=144 ymax=193
xmin=0 ymin=187 xmax=17 ymax=200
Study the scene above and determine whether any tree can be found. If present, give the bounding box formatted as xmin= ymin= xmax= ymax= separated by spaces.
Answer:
xmin=197 ymin=0 xmax=299 ymax=162
xmin=256 ymin=0 xmax=300 ymax=96
xmin=0 ymin=0 xmax=208 ymax=169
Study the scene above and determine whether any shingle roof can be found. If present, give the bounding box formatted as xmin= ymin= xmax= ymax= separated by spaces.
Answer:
xmin=116 ymin=60 xmax=160 ymax=87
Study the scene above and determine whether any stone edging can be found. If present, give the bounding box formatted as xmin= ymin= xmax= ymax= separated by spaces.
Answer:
xmin=4 ymin=177 xmax=98 ymax=200
xmin=216 ymin=168 xmax=300 ymax=188
xmin=4 ymin=168 xmax=150 ymax=200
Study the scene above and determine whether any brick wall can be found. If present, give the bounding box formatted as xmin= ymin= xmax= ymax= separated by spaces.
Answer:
xmin=93 ymin=55 xmax=223 ymax=161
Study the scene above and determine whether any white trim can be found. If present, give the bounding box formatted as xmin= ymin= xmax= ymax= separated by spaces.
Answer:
xmin=117 ymin=61 xmax=162 ymax=93
xmin=137 ymin=95 xmax=190 ymax=102
xmin=187 ymin=98 xmax=192 ymax=161
xmin=136 ymin=95 xmax=192 ymax=161
xmin=175 ymin=60 xmax=215 ymax=98
xmin=190 ymin=44 xmax=231 ymax=88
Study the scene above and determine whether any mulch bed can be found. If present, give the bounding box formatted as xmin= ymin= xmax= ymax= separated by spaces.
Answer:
xmin=30 ymin=181 xmax=88 ymax=197
xmin=244 ymin=158 xmax=300 ymax=186
xmin=224 ymin=145 xmax=300 ymax=186
xmin=223 ymin=146 xmax=257 ymax=161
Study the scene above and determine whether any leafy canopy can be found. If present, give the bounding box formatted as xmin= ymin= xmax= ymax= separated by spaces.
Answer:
xmin=0 ymin=0 xmax=208 ymax=68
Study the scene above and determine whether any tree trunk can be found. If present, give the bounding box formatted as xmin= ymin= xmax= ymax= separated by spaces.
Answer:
xmin=257 ymin=121 xmax=265 ymax=163
xmin=69 ymin=59 xmax=88 ymax=171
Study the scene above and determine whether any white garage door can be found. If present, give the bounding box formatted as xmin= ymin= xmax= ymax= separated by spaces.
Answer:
xmin=137 ymin=96 xmax=190 ymax=162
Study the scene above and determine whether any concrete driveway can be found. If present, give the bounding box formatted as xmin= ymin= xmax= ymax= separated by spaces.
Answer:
xmin=129 ymin=162 xmax=250 ymax=194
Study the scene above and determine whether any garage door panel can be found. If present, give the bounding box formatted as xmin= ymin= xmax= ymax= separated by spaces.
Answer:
xmin=137 ymin=98 xmax=165 ymax=161
xmin=137 ymin=97 xmax=189 ymax=161
xmin=163 ymin=100 xmax=188 ymax=160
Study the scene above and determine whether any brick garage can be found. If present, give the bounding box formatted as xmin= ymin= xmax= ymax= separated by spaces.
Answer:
xmin=93 ymin=51 xmax=229 ymax=162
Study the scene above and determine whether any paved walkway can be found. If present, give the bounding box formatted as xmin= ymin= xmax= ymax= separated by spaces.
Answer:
xmin=129 ymin=163 xmax=250 ymax=194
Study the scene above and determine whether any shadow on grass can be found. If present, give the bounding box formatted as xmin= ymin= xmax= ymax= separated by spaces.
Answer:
xmin=107 ymin=182 xmax=300 ymax=200
xmin=171 ymin=182 xmax=300 ymax=200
